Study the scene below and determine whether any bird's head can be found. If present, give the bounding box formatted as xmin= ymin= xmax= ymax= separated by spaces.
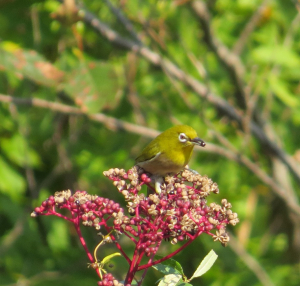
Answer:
xmin=172 ymin=125 xmax=205 ymax=148
xmin=161 ymin=125 xmax=206 ymax=150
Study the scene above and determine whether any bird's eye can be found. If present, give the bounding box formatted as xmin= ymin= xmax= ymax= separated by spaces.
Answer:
xmin=178 ymin=133 xmax=188 ymax=143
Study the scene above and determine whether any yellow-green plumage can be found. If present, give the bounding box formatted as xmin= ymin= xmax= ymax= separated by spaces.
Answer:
xmin=135 ymin=125 xmax=205 ymax=176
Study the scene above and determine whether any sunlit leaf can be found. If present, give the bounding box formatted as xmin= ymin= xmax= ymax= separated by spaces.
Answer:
xmin=190 ymin=250 xmax=218 ymax=279
xmin=158 ymin=274 xmax=182 ymax=286
xmin=175 ymin=283 xmax=192 ymax=286
xmin=268 ymin=75 xmax=299 ymax=107
xmin=252 ymin=45 xmax=300 ymax=68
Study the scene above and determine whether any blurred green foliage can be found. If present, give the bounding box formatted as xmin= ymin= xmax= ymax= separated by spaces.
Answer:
xmin=0 ymin=0 xmax=300 ymax=285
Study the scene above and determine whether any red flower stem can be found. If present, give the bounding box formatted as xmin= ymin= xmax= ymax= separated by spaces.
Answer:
xmin=145 ymin=182 xmax=155 ymax=192
xmin=112 ymin=239 xmax=131 ymax=264
xmin=185 ymin=232 xmax=194 ymax=239
xmin=206 ymin=231 xmax=214 ymax=237
xmin=139 ymin=248 xmax=158 ymax=284
xmin=125 ymin=246 xmax=141 ymax=284
xmin=138 ymin=267 xmax=150 ymax=286
xmin=138 ymin=240 xmax=161 ymax=283
xmin=135 ymin=205 xmax=139 ymax=217
xmin=46 ymin=211 xmax=73 ymax=222
xmin=123 ymin=231 xmax=138 ymax=243
xmin=135 ymin=209 xmax=142 ymax=234
xmin=104 ymin=231 xmax=131 ymax=264
xmin=140 ymin=217 xmax=157 ymax=230
xmin=72 ymin=212 xmax=94 ymax=263
xmin=188 ymin=211 xmax=201 ymax=225
xmin=138 ymin=238 xmax=195 ymax=270
xmin=133 ymin=249 xmax=145 ymax=270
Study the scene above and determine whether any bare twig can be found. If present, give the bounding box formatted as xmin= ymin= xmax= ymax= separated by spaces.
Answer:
xmin=242 ymin=65 xmax=260 ymax=148
xmin=31 ymin=5 xmax=41 ymax=48
xmin=125 ymin=53 xmax=147 ymax=126
xmin=283 ymin=6 xmax=300 ymax=47
xmin=75 ymin=5 xmax=300 ymax=185
xmin=0 ymin=216 xmax=25 ymax=255
xmin=229 ymin=232 xmax=275 ymax=286
xmin=200 ymin=143 xmax=300 ymax=216
xmin=186 ymin=51 xmax=207 ymax=79
xmin=1 ymin=93 xmax=300 ymax=216
xmin=0 ymin=94 xmax=159 ymax=138
xmin=103 ymin=0 xmax=143 ymax=45
xmin=190 ymin=0 xmax=247 ymax=109
xmin=262 ymin=9 xmax=300 ymax=202
xmin=233 ymin=0 xmax=269 ymax=55
xmin=4 ymin=271 xmax=62 ymax=286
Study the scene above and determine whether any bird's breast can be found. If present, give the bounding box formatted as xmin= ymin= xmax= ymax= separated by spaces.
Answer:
xmin=137 ymin=146 xmax=193 ymax=175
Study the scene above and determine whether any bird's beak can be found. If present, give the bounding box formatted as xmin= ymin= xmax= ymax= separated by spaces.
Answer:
xmin=190 ymin=137 xmax=206 ymax=147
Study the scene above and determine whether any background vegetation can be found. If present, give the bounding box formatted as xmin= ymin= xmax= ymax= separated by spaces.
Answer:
xmin=0 ymin=0 xmax=300 ymax=285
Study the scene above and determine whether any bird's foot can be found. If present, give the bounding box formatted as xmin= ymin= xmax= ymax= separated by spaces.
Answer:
xmin=154 ymin=176 xmax=164 ymax=194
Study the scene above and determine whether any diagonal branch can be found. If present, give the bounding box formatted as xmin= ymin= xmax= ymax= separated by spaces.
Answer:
xmin=103 ymin=0 xmax=143 ymax=45
xmin=233 ymin=0 xmax=270 ymax=55
xmin=0 ymin=94 xmax=159 ymax=138
xmin=200 ymin=143 xmax=300 ymax=216
xmin=228 ymin=232 xmax=275 ymax=286
xmin=76 ymin=5 xmax=300 ymax=185
xmin=190 ymin=0 xmax=247 ymax=109
xmin=1 ymin=93 xmax=300 ymax=217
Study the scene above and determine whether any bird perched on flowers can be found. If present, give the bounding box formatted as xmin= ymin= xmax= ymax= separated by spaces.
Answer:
xmin=135 ymin=125 xmax=206 ymax=193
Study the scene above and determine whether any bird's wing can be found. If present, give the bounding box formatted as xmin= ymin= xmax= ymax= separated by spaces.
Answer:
xmin=135 ymin=140 xmax=161 ymax=164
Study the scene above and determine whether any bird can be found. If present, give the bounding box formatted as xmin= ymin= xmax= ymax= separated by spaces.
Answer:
xmin=135 ymin=125 xmax=206 ymax=193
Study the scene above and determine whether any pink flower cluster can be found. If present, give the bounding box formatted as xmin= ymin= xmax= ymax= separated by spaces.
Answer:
xmin=31 ymin=166 xmax=239 ymax=285
xmin=104 ymin=167 xmax=238 ymax=248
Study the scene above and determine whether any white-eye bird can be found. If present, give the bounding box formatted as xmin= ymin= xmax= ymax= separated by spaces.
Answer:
xmin=135 ymin=125 xmax=206 ymax=193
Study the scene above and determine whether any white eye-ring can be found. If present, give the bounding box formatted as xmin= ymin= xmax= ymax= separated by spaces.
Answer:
xmin=178 ymin=133 xmax=188 ymax=143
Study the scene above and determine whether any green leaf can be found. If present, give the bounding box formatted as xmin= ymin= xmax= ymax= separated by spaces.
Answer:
xmin=252 ymin=45 xmax=300 ymax=68
xmin=153 ymin=258 xmax=184 ymax=276
xmin=268 ymin=75 xmax=299 ymax=107
xmin=0 ymin=43 xmax=123 ymax=113
xmin=0 ymin=156 xmax=26 ymax=200
xmin=0 ymin=134 xmax=41 ymax=168
xmin=0 ymin=42 xmax=65 ymax=87
xmin=190 ymin=250 xmax=218 ymax=279
xmin=101 ymin=252 xmax=121 ymax=265
xmin=48 ymin=220 xmax=69 ymax=251
xmin=158 ymin=274 xmax=182 ymax=286
xmin=62 ymin=56 xmax=122 ymax=113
